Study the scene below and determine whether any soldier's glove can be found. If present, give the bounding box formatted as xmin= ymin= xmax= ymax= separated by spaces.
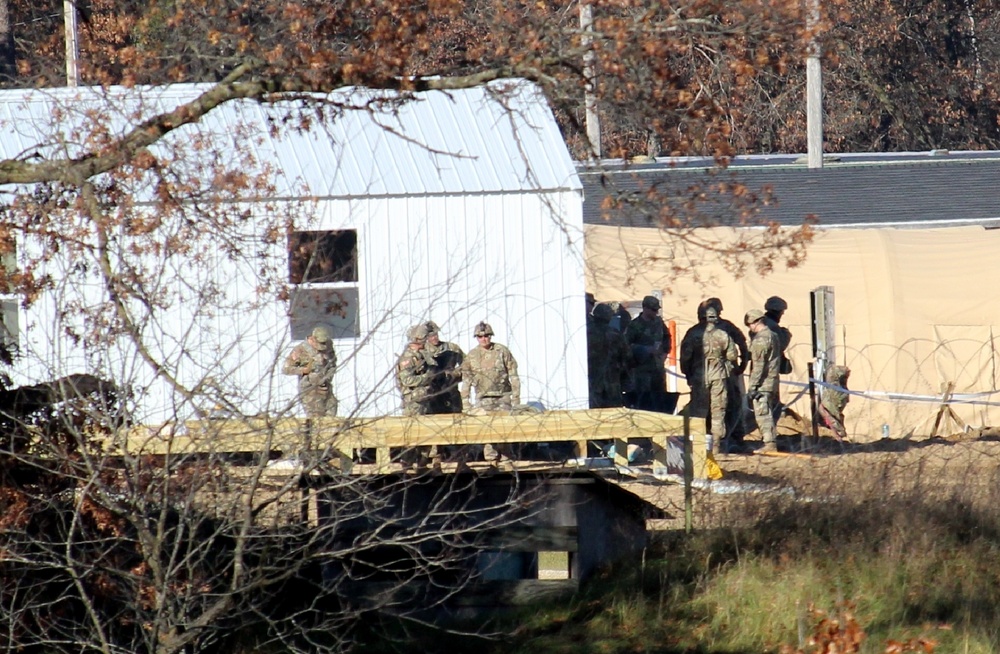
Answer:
xmin=747 ymin=390 xmax=762 ymax=402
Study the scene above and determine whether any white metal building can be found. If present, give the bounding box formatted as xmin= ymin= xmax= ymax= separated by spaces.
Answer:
xmin=0 ymin=80 xmax=588 ymax=422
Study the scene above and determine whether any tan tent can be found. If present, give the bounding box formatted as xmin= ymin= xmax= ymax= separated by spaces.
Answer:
xmin=585 ymin=224 xmax=1000 ymax=440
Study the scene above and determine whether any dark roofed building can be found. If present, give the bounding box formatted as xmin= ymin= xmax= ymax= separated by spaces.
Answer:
xmin=579 ymin=151 xmax=1000 ymax=229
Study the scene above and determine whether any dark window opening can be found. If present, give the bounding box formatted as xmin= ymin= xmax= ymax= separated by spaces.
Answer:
xmin=288 ymin=230 xmax=358 ymax=284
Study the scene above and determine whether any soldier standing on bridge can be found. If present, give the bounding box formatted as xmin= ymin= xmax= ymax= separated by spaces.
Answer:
xmin=424 ymin=321 xmax=465 ymax=415
xmin=396 ymin=323 xmax=438 ymax=468
xmin=282 ymin=325 xmax=338 ymax=417
xmin=397 ymin=324 xmax=437 ymax=416
xmin=461 ymin=321 xmax=520 ymax=462
xmin=424 ymin=320 xmax=469 ymax=464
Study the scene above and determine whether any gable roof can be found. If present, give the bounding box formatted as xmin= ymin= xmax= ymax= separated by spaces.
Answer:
xmin=579 ymin=151 xmax=1000 ymax=229
xmin=0 ymin=79 xmax=581 ymax=200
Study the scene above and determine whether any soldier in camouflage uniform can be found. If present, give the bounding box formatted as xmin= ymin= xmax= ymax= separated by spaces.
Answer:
xmin=587 ymin=303 xmax=630 ymax=408
xmin=679 ymin=302 xmax=708 ymax=417
xmin=396 ymin=323 xmax=437 ymax=416
xmin=763 ymin=296 xmax=793 ymax=424
xmin=624 ymin=295 xmax=671 ymax=412
xmin=461 ymin=321 xmax=520 ymax=412
xmin=395 ymin=324 xmax=438 ymax=467
xmin=745 ymin=309 xmax=781 ymax=452
xmin=461 ymin=321 xmax=520 ymax=461
xmin=701 ymin=306 xmax=738 ymax=453
xmin=424 ymin=321 xmax=465 ymax=414
xmin=282 ymin=325 xmax=338 ymax=417
xmin=704 ymin=298 xmax=749 ymax=445
xmin=818 ymin=364 xmax=851 ymax=442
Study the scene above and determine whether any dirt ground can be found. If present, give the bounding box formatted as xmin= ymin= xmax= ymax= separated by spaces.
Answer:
xmin=618 ymin=416 xmax=1000 ymax=531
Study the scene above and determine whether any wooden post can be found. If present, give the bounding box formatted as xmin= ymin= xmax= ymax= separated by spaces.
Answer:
xmin=64 ymin=0 xmax=79 ymax=86
xmin=807 ymin=362 xmax=819 ymax=450
xmin=805 ymin=0 xmax=822 ymax=168
xmin=612 ymin=431 xmax=628 ymax=467
xmin=683 ymin=412 xmax=693 ymax=534
xmin=930 ymin=381 xmax=965 ymax=438
xmin=580 ymin=1 xmax=600 ymax=158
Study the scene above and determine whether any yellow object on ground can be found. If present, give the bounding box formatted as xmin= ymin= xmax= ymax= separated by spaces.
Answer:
xmin=705 ymin=452 xmax=724 ymax=480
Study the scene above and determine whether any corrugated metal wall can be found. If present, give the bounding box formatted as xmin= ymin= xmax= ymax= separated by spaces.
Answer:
xmin=0 ymin=81 xmax=588 ymax=423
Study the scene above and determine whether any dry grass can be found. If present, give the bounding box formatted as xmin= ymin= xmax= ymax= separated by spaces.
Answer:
xmin=472 ymin=434 xmax=1000 ymax=654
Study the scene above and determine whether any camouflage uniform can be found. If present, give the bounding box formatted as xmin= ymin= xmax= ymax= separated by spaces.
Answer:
xmin=624 ymin=296 xmax=671 ymax=412
xmin=702 ymin=310 xmax=738 ymax=451
xmin=764 ymin=296 xmax=793 ymax=425
xmin=716 ymin=316 xmax=749 ymax=439
xmin=461 ymin=342 xmax=520 ymax=411
xmin=698 ymin=297 xmax=750 ymax=442
xmin=819 ymin=365 xmax=850 ymax=441
xmin=282 ymin=327 xmax=338 ymax=417
xmin=587 ymin=303 xmax=630 ymax=408
xmin=425 ymin=332 xmax=465 ymax=414
xmin=462 ymin=322 xmax=520 ymax=462
xmin=763 ymin=316 xmax=793 ymax=371
xmin=746 ymin=310 xmax=781 ymax=448
xmin=396 ymin=328 xmax=437 ymax=417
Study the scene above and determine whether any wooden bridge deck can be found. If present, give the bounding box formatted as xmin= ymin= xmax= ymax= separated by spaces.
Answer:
xmin=113 ymin=408 xmax=706 ymax=475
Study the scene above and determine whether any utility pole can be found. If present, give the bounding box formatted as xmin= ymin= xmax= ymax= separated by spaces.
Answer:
xmin=805 ymin=0 xmax=822 ymax=168
xmin=580 ymin=1 xmax=601 ymax=159
xmin=0 ymin=0 xmax=15 ymax=84
xmin=64 ymin=0 xmax=79 ymax=87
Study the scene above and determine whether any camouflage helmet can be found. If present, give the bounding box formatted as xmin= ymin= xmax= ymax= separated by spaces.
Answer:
xmin=592 ymin=303 xmax=615 ymax=323
xmin=744 ymin=309 xmax=766 ymax=326
xmin=424 ymin=320 xmax=440 ymax=335
xmin=311 ymin=325 xmax=331 ymax=345
xmin=764 ymin=296 xmax=788 ymax=312
xmin=474 ymin=321 xmax=494 ymax=337
xmin=641 ymin=295 xmax=661 ymax=311
xmin=407 ymin=323 xmax=430 ymax=343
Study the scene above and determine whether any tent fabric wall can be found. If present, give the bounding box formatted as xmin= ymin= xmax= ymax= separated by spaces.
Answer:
xmin=585 ymin=224 xmax=1000 ymax=439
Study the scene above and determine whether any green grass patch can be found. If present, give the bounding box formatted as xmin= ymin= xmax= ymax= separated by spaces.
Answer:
xmin=467 ymin=493 xmax=1000 ymax=654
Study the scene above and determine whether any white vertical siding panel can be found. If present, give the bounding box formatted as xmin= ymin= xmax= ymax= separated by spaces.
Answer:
xmin=0 ymin=82 xmax=585 ymax=422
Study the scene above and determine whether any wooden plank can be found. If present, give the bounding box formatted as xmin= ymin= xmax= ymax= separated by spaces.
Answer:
xmin=927 ymin=381 xmax=966 ymax=439
xmin=112 ymin=409 xmax=699 ymax=458
xmin=754 ymin=450 xmax=815 ymax=460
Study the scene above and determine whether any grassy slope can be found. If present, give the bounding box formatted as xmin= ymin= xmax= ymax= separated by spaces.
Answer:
xmin=455 ymin=493 xmax=1000 ymax=654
